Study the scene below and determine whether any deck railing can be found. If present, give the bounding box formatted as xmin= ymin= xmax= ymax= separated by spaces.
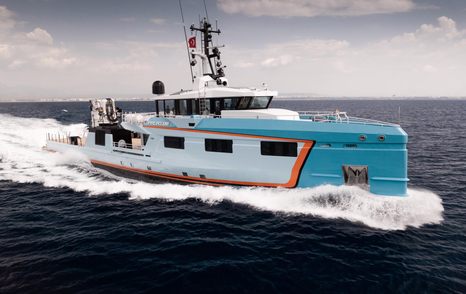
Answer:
xmin=298 ymin=111 xmax=349 ymax=122
xmin=121 ymin=110 xmax=397 ymax=127
xmin=46 ymin=133 xmax=85 ymax=146
xmin=112 ymin=141 xmax=143 ymax=151
xmin=297 ymin=111 xmax=398 ymax=126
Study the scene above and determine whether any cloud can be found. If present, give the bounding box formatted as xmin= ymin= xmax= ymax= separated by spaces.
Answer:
xmin=261 ymin=55 xmax=294 ymax=67
xmin=0 ymin=4 xmax=187 ymax=99
xmin=0 ymin=8 xmax=75 ymax=70
xmin=0 ymin=44 xmax=11 ymax=58
xmin=234 ymin=61 xmax=255 ymax=68
xmin=217 ymin=0 xmax=415 ymax=17
xmin=150 ymin=18 xmax=166 ymax=25
xmin=229 ymin=39 xmax=349 ymax=69
xmin=26 ymin=28 xmax=54 ymax=45
xmin=225 ymin=16 xmax=466 ymax=96
xmin=0 ymin=5 xmax=15 ymax=31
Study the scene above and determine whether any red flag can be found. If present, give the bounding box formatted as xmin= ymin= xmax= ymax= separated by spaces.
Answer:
xmin=188 ymin=36 xmax=196 ymax=48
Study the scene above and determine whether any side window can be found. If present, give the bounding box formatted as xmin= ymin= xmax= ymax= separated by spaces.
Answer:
xmin=175 ymin=99 xmax=189 ymax=115
xmin=250 ymin=97 xmax=272 ymax=109
xmin=261 ymin=141 xmax=297 ymax=157
xmin=163 ymin=100 xmax=175 ymax=115
xmin=223 ymin=98 xmax=238 ymax=110
xmin=205 ymin=139 xmax=233 ymax=153
xmin=164 ymin=136 xmax=185 ymax=149
xmin=95 ymin=130 xmax=106 ymax=146
xmin=192 ymin=99 xmax=200 ymax=115
xmin=201 ymin=99 xmax=211 ymax=114
xmin=237 ymin=97 xmax=252 ymax=109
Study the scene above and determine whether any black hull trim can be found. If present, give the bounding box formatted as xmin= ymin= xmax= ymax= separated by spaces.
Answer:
xmin=92 ymin=162 xmax=221 ymax=186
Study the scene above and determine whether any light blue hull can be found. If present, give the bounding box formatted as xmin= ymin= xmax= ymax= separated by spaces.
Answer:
xmin=47 ymin=115 xmax=408 ymax=196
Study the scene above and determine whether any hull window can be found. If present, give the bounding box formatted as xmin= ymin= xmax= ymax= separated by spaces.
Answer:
xmin=261 ymin=141 xmax=297 ymax=157
xmin=205 ymin=139 xmax=233 ymax=153
xmin=164 ymin=136 xmax=185 ymax=149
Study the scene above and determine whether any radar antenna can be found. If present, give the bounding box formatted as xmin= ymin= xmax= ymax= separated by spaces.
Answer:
xmin=178 ymin=0 xmax=194 ymax=83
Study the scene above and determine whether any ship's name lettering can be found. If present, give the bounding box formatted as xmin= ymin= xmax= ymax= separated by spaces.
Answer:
xmin=145 ymin=121 xmax=170 ymax=126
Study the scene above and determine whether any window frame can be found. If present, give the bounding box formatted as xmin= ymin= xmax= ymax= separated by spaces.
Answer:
xmin=205 ymin=138 xmax=233 ymax=153
xmin=249 ymin=96 xmax=273 ymax=109
xmin=260 ymin=141 xmax=298 ymax=157
xmin=164 ymin=136 xmax=185 ymax=149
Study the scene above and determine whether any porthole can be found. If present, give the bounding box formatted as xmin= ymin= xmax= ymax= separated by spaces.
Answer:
xmin=359 ymin=134 xmax=367 ymax=141
xmin=378 ymin=135 xmax=386 ymax=142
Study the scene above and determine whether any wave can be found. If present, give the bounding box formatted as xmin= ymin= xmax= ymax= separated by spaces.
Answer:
xmin=0 ymin=114 xmax=444 ymax=230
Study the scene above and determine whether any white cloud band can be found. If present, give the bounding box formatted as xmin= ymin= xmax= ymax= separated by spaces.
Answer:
xmin=217 ymin=0 xmax=415 ymax=17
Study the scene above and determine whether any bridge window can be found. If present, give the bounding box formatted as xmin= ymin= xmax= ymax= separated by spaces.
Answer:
xmin=205 ymin=139 xmax=233 ymax=153
xmin=175 ymin=99 xmax=195 ymax=115
xmin=250 ymin=97 xmax=272 ymax=109
xmin=261 ymin=141 xmax=297 ymax=157
xmin=223 ymin=98 xmax=238 ymax=110
xmin=163 ymin=100 xmax=175 ymax=115
xmin=156 ymin=96 xmax=271 ymax=116
xmin=237 ymin=97 xmax=252 ymax=110
xmin=164 ymin=136 xmax=185 ymax=149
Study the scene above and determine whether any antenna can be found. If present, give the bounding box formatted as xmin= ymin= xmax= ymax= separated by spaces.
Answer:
xmin=178 ymin=0 xmax=194 ymax=83
xmin=203 ymin=0 xmax=209 ymax=21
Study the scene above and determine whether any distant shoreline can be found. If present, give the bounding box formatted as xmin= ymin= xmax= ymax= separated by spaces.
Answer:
xmin=1 ymin=96 xmax=466 ymax=103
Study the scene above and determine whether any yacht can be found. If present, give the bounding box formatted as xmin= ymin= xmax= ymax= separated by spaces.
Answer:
xmin=46 ymin=18 xmax=408 ymax=196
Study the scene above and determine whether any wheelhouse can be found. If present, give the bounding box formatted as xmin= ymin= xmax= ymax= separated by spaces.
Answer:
xmin=155 ymin=96 xmax=273 ymax=116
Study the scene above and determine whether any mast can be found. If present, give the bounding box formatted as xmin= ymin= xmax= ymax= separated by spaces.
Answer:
xmin=190 ymin=18 xmax=226 ymax=84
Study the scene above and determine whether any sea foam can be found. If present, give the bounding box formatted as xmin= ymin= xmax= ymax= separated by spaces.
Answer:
xmin=0 ymin=114 xmax=444 ymax=230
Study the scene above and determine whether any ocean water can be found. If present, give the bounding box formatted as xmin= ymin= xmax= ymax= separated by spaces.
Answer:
xmin=0 ymin=99 xmax=464 ymax=293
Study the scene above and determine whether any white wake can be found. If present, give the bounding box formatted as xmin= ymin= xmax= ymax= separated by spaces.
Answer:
xmin=0 ymin=113 xmax=444 ymax=230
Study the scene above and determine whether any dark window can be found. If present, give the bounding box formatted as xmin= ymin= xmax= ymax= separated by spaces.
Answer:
xmin=143 ymin=134 xmax=149 ymax=145
xmin=237 ymin=97 xmax=252 ymax=109
xmin=95 ymin=130 xmax=106 ymax=146
xmin=205 ymin=139 xmax=233 ymax=153
xmin=261 ymin=141 xmax=297 ymax=157
xmin=249 ymin=96 xmax=272 ymax=109
xmin=193 ymin=99 xmax=200 ymax=114
xmin=111 ymin=129 xmax=132 ymax=145
xmin=212 ymin=99 xmax=222 ymax=115
xmin=164 ymin=136 xmax=184 ymax=149
xmin=223 ymin=98 xmax=238 ymax=110
xmin=175 ymin=99 xmax=189 ymax=115
xmin=201 ymin=98 xmax=211 ymax=114
xmin=163 ymin=100 xmax=175 ymax=115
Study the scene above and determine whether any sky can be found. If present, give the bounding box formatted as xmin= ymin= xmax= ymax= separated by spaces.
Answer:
xmin=1 ymin=0 xmax=466 ymax=100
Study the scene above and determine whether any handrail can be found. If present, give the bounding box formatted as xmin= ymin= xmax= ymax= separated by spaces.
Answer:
xmin=112 ymin=141 xmax=143 ymax=151
xmin=121 ymin=110 xmax=397 ymax=127
xmin=297 ymin=111 xmax=398 ymax=126
xmin=46 ymin=132 xmax=85 ymax=146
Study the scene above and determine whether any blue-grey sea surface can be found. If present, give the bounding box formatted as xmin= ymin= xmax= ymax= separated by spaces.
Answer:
xmin=0 ymin=99 xmax=465 ymax=293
